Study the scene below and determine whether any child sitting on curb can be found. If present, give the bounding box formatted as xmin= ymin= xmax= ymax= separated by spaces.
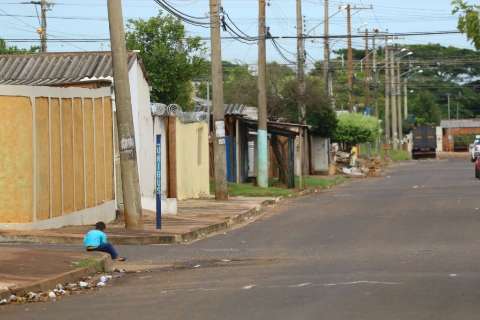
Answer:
xmin=83 ymin=221 xmax=126 ymax=261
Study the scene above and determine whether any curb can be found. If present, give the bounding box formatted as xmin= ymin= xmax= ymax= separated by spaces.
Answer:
xmin=0 ymin=181 xmax=347 ymax=246
xmin=0 ymin=253 xmax=109 ymax=300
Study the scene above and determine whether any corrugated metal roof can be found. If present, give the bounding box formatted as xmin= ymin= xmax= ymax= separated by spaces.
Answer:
xmin=194 ymin=102 xmax=247 ymax=115
xmin=441 ymin=119 xmax=480 ymax=129
xmin=0 ymin=51 xmax=142 ymax=86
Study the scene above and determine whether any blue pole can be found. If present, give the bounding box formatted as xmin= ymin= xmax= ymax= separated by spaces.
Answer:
xmin=155 ymin=134 xmax=162 ymax=229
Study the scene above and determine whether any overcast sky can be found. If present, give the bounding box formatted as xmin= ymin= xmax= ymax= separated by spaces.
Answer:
xmin=0 ymin=0 xmax=474 ymax=64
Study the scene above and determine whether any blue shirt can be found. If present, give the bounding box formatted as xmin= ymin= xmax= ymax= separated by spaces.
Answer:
xmin=83 ymin=230 xmax=108 ymax=248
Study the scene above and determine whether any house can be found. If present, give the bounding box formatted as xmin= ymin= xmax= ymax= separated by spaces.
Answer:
xmin=0 ymin=84 xmax=115 ymax=230
xmin=0 ymin=51 xmax=206 ymax=216
xmin=194 ymin=98 xmax=329 ymax=186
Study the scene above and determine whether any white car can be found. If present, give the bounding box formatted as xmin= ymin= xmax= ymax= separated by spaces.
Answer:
xmin=470 ymin=136 xmax=480 ymax=162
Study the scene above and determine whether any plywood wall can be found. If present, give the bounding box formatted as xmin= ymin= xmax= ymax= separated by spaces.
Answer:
xmin=0 ymin=93 xmax=115 ymax=224
xmin=0 ymin=97 xmax=33 ymax=223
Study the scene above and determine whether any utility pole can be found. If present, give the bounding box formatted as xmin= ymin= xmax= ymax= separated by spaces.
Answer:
xmin=403 ymin=79 xmax=408 ymax=120
xmin=296 ymin=0 xmax=306 ymax=189
xmin=324 ymin=0 xmax=330 ymax=98
xmin=372 ymin=29 xmax=378 ymax=117
xmin=210 ymin=0 xmax=228 ymax=200
xmin=346 ymin=4 xmax=353 ymax=111
xmin=384 ymin=38 xmax=391 ymax=143
xmin=364 ymin=29 xmax=370 ymax=110
xmin=396 ymin=58 xmax=403 ymax=144
xmin=342 ymin=4 xmax=372 ymax=111
xmin=390 ymin=49 xmax=398 ymax=149
xmin=29 ymin=1 xmax=51 ymax=52
xmin=40 ymin=0 xmax=47 ymax=52
xmin=107 ymin=0 xmax=143 ymax=229
xmin=447 ymin=93 xmax=451 ymax=120
xmin=257 ymin=0 xmax=268 ymax=188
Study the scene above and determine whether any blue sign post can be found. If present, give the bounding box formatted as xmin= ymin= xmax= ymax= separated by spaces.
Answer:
xmin=155 ymin=135 xmax=162 ymax=229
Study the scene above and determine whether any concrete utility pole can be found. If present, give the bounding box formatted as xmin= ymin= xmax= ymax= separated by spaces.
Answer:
xmin=364 ymin=29 xmax=370 ymax=110
xmin=403 ymin=79 xmax=408 ymax=120
xmin=346 ymin=4 xmax=353 ymax=111
xmin=296 ymin=0 xmax=306 ymax=189
xmin=257 ymin=0 xmax=268 ymax=188
xmin=396 ymin=58 xmax=403 ymax=144
xmin=342 ymin=4 xmax=372 ymax=111
xmin=372 ymin=29 xmax=378 ymax=117
xmin=107 ymin=0 xmax=143 ymax=229
xmin=447 ymin=93 xmax=451 ymax=120
xmin=384 ymin=39 xmax=391 ymax=143
xmin=390 ymin=49 xmax=398 ymax=149
xmin=210 ymin=0 xmax=228 ymax=200
xmin=324 ymin=0 xmax=330 ymax=98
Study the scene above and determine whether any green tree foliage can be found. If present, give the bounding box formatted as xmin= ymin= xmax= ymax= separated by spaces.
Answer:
xmin=278 ymin=76 xmax=337 ymax=138
xmin=223 ymin=62 xmax=258 ymax=106
xmin=125 ymin=12 xmax=208 ymax=108
xmin=453 ymin=0 xmax=480 ymax=50
xmin=334 ymin=113 xmax=380 ymax=146
xmin=0 ymin=39 xmax=38 ymax=54
xmin=409 ymin=91 xmax=442 ymax=125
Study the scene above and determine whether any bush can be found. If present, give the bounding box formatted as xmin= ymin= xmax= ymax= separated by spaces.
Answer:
xmin=333 ymin=113 xmax=380 ymax=146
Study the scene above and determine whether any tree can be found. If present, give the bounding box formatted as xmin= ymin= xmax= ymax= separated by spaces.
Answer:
xmin=453 ymin=0 xmax=480 ymax=50
xmin=126 ymin=12 xmax=208 ymax=108
xmin=279 ymin=76 xmax=337 ymax=138
xmin=334 ymin=113 xmax=380 ymax=146
xmin=0 ymin=39 xmax=38 ymax=54
xmin=409 ymin=91 xmax=442 ymax=125
xmin=223 ymin=62 xmax=257 ymax=106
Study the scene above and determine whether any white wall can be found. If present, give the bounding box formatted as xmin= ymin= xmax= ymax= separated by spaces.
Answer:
xmin=311 ymin=136 xmax=329 ymax=173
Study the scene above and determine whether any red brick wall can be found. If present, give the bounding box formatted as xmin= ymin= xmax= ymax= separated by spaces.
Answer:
xmin=443 ymin=127 xmax=480 ymax=152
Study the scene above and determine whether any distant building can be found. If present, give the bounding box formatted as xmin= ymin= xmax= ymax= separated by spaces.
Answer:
xmin=440 ymin=119 xmax=480 ymax=152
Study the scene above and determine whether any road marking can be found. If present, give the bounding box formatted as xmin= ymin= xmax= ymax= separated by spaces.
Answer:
xmin=242 ymin=284 xmax=256 ymax=290
xmin=324 ymin=281 xmax=402 ymax=286
xmin=289 ymin=282 xmax=312 ymax=288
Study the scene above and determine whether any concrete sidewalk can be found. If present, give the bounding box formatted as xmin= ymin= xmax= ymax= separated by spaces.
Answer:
xmin=0 ymin=246 xmax=108 ymax=300
xmin=0 ymin=197 xmax=277 ymax=245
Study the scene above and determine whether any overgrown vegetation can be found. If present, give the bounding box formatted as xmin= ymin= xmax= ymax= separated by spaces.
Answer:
xmin=333 ymin=113 xmax=380 ymax=146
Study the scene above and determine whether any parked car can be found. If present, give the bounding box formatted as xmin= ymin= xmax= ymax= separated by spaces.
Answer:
xmin=475 ymin=157 xmax=480 ymax=179
xmin=470 ymin=136 xmax=480 ymax=162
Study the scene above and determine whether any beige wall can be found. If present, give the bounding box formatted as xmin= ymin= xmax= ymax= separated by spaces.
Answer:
xmin=0 ymin=86 xmax=114 ymax=225
xmin=175 ymin=119 xmax=210 ymax=200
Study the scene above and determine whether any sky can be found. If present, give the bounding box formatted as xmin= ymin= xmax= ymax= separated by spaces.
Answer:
xmin=0 ymin=0 xmax=474 ymax=65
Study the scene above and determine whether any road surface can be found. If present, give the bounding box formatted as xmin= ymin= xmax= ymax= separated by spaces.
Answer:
xmin=3 ymin=159 xmax=480 ymax=320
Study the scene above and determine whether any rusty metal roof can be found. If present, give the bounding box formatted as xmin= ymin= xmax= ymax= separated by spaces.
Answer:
xmin=0 ymin=51 xmax=143 ymax=86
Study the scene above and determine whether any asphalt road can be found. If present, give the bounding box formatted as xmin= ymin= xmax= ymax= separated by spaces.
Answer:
xmin=4 ymin=158 xmax=480 ymax=320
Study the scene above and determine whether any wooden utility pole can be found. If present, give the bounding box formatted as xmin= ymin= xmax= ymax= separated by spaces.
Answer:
xmin=390 ymin=49 xmax=398 ymax=149
xmin=107 ymin=0 xmax=143 ymax=229
xmin=364 ymin=29 xmax=370 ymax=110
xmin=257 ymin=0 xmax=268 ymax=188
xmin=384 ymin=38 xmax=391 ymax=143
xmin=40 ymin=0 xmax=47 ymax=52
xmin=296 ymin=0 xmax=306 ymax=189
xmin=346 ymin=4 xmax=353 ymax=111
xmin=210 ymin=0 xmax=228 ymax=200
xmin=30 ymin=1 xmax=51 ymax=52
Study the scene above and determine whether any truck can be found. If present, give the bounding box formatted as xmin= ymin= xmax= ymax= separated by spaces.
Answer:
xmin=412 ymin=125 xmax=437 ymax=159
